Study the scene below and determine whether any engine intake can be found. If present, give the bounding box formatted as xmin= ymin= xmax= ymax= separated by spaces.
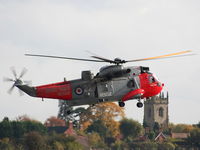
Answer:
xmin=141 ymin=66 xmax=149 ymax=73
xmin=82 ymin=71 xmax=94 ymax=80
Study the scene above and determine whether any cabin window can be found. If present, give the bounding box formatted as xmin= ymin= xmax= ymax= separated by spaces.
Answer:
xmin=102 ymin=83 xmax=109 ymax=92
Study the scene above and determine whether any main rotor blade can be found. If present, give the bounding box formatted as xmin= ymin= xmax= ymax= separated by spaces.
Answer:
xmin=91 ymin=56 xmax=116 ymax=64
xmin=25 ymin=54 xmax=105 ymax=62
xmin=19 ymin=68 xmax=27 ymax=79
xmin=86 ymin=50 xmax=116 ymax=63
xmin=126 ymin=50 xmax=192 ymax=62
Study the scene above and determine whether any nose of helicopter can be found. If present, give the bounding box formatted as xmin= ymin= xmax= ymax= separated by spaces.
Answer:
xmin=142 ymin=81 xmax=164 ymax=98
xmin=156 ymin=81 xmax=164 ymax=95
xmin=152 ymin=75 xmax=164 ymax=96
xmin=157 ymin=82 xmax=164 ymax=87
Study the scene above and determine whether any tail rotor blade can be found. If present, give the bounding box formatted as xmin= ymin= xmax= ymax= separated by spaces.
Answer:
xmin=18 ymin=89 xmax=24 ymax=96
xmin=10 ymin=67 xmax=17 ymax=79
xmin=3 ymin=77 xmax=14 ymax=82
xmin=8 ymin=85 xmax=15 ymax=94
xmin=5 ymin=67 xmax=30 ymax=96
xmin=19 ymin=68 xmax=27 ymax=79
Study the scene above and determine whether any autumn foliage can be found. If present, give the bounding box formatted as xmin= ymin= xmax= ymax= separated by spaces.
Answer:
xmin=80 ymin=102 xmax=125 ymax=137
xmin=44 ymin=116 xmax=66 ymax=127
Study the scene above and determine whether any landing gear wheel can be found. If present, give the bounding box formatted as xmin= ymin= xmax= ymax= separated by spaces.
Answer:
xmin=136 ymin=102 xmax=143 ymax=108
xmin=119 ymin=102 xmax=125 ymax=107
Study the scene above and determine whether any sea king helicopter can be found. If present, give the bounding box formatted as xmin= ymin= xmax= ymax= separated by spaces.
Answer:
xmin=4 ymin=50 xmax=192 ymax=108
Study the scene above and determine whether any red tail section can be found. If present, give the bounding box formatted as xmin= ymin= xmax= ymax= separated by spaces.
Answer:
xmin=36 ymin=81 xmax=72 ymax=100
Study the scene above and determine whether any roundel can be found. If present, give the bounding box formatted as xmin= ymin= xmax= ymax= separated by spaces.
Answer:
xmin=75 ymin=87 xmax=84 ymax=95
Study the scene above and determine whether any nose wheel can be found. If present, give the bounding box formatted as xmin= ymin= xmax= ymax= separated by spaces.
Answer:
xmin=136 ymin=101 xmax=143 ymax=108
xmin=118 ymin=101 xmax=125 ymax=107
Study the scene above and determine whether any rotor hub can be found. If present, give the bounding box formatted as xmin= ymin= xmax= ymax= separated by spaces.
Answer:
xmin=14 ymin=79 xmax=23 ymax=85
xmin=114 ymin=58 xmax=125 ymax=65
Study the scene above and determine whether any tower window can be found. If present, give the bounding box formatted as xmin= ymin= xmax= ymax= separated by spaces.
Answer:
xmin=159 ymin=107 xmax=164 ymax=117
xmin=148 ymin=108 xmax=151 ymax=118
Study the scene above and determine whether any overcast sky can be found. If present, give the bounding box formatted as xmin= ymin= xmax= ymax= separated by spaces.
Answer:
xmin=0 ymin=0 xmax=199 ymax=124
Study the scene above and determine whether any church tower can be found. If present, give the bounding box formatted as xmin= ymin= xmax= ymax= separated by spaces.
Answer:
xmin=143 ymin=92 xmax=169 ymax=130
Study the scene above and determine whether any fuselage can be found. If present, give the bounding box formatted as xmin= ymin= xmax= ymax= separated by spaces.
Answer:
xmin=17 ymin=65 xmax=164 ymax=107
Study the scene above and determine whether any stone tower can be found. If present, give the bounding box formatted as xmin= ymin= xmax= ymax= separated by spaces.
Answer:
xmin=143 ymin=92 xmax=169 ymax=130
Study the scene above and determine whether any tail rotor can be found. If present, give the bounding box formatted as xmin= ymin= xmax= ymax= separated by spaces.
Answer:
xmin=3 ymin=67 xmax=31 ymax=95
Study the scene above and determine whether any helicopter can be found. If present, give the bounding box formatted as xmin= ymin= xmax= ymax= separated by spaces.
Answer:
xmin=4 ymin=50 xmax=192 ymax=108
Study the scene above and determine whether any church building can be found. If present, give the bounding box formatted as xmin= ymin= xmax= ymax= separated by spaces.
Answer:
xmin=143 ymin=92 xmax=169 ymax=130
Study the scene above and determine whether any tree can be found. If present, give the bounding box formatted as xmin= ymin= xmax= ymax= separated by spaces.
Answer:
xmin=11 ymin=121 xmax=25 ymax=139
xmin=148 ymin=131 xmax=156 ymax=140
xmin=111 ymin=140 xmax=128 ymax=150
xmin=0 ymin=138 xmax=14 ymax=150
xmin=129 ymin=141 xmax=158 ymax=150
xmin=143 ymin=121 xmax=149 ymax=128
xmin=64 ymin=141 xmax=84 ymax=150
xmin=171 ymin=124 xmax=194 ymax=133
xmin=193 ymin=121 xmax=200 ymax=128
xmin=80 ymin=102 xmax=124 ymax=137
xmin=51 ymin=141 xmax=64 ymax=150
xmin=44 ymin=116 xmax=66 ymax=127
xmin=86 ymin=120 xmax=109 ymax=137
xmin=16 ymin=115 xmax=38 ymax=122
xmin=197 ymin=121 xmax=200 ymax=128
xmin=153 ymin=122 xmax=160 ymax=133
xmin=187 ymin=128 xmax=200 ymax=148
xmin=119 ymin=118 xmax=143 ymax=139
xmin=47 ymin=134 xmax=83 ymax=150
xmin=23 ymin=120 xmax=47 ymax=134
xmin=88 ymin=132 xmax=106 ymax=149
xmin=0 ymin=117 xmax=13 ymax=138
xmin=0 ymin=116 xmax=46 ymax=140
xmin=158 ymin=142 xmax=175 ymax=150
xmin=24 ymin=131 xmax=47 ymax=150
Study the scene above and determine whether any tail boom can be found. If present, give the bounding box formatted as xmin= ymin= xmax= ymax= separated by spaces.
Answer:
xmin=36 ymin=81 xmax=72 ymax=100
xmin=17 ymin=81 xmax=72 ymax=100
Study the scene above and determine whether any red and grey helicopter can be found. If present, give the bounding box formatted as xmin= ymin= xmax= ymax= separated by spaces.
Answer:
xmin=4 ymin=50 xmax=192 ymax=108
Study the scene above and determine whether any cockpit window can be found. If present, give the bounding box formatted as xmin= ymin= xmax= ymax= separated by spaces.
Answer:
xmin=149 ymin=75 xmax=156 ymax=83
xmin=153 ymin=74 xmax=160 ymax=82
